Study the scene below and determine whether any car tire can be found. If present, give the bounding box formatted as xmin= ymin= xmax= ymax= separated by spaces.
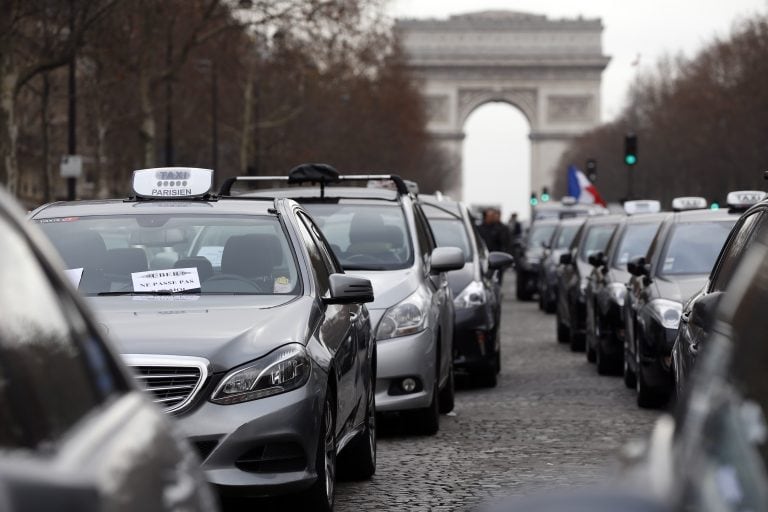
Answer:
xmin=494 ymin=349 xmax=501 ymax=375
xmin=586 ymin=341 xmax=596 ymax=363
xmin=304 ymin=390 xmax=337 ymax=512
xmin=338 ymin=375 xmax=376 ymax=480
xmin=623 ymin=354 xmax=637 ymax=389
xmin=412 ymin=379 xmax=440 ymax=436
xmin=475 ymin=370 xmax=498 ymax=388
xmin=636 ymin=365 xmax=667 ymax=409
xmin=516 ymin=276 xmax=529 ymax=301
xmin=544 ymin=298 xmax=557 ymax=314
xmin=569 ymin=329 xmax=585 ymax=352
xmin=538 ymin=292 xmax=545 ymax=310
xmin=438 ymin=365 xmax=455 ymax=414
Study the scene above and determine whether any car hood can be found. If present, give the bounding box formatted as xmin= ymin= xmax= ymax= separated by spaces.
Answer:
xmin=654 ymin=276 xmax=708 ymax=304
xmin=445 ymin=263 xmax=475 ymax=296
xmin=87 ymin=295 xmax=313 ymax=372
xmin=345 ymin=268 xmax=419 ymax=310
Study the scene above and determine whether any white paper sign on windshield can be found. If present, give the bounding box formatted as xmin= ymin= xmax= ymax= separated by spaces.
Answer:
xmin=131 ymin=268 xmax=201 ymax=293
xmin=64 ymin=268 xmax=84 ymax=288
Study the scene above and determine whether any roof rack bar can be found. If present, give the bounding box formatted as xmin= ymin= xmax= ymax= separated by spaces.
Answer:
xmin=219 ymin=176 xmax=289 ymax=197
xmin=219 ymin=173 xmax=410 ymax=197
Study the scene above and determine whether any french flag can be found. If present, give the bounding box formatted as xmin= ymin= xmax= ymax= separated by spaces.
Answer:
xmin=567 ymin=165 xmax=606 ymax=207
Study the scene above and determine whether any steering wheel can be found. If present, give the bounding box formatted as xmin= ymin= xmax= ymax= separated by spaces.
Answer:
xmin=204 ymin=274 xmax=267 ymax=293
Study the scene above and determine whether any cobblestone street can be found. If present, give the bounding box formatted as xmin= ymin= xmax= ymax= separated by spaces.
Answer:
xmin=335 ymin=277 xmax=659 ymax=511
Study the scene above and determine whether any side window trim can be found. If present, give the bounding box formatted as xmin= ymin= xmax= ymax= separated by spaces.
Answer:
xmin=709 ymin=210 xmax=764 ymax=292
xmin=298 ymin=212 xmax=340 ymax=275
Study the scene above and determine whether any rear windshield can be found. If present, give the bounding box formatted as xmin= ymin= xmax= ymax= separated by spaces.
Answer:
xmin=578 ymin=224 xmax=617 ymax=262
xmin=302 ymin=203 xmax=413 ymax=271
xmin=554 ymin=224 xmax=580 ymax=249
xmin=528 ymin=224 xmax=556 ymax=248
xmin=36 ymin=215 xmax=300 ymax=295
xmin=658 ymin=221 xmax=735 ymax=276
xmin=428 ymin=219 xmax=472 ymax=262
xmin=612 ymin=223 xmax=660 ymax=269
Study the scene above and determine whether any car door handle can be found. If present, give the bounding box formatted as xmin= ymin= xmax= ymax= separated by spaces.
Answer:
xmin=689 ymin=343 xmax=699 ymax=356
xmin=349 ymin=312 xmax=358 ymax=322
xmin=680 ymin=311 xmax=691 ymax=323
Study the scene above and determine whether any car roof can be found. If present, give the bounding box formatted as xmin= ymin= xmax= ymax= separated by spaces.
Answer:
xmin=669 ymin=208 xmax=739 ymax=223
xmin=625 ymin=212 xmax=671 ymax=225
xmin=243 ymin=186 xmax=401 ymax=202
xmin=583 ymin=213 xmax=625 ymax=226
xmin=531 ymin=218 xmax=560 ymax=227
xmin=30 ymin=197 xmax=279 ymax=219
xmin=557 ymin=217 xmax=588 ymax=227
xmin=419 ymin=195 xmax=463 ymax=215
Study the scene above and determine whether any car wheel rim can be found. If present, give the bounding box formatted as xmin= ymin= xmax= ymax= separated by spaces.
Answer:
xmin=323 ymin=399 xmax=335 ymax=501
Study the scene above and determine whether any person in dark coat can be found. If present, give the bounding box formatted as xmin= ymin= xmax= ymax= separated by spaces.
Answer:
xmin=477 ymin=208 xmax=510 ymax=253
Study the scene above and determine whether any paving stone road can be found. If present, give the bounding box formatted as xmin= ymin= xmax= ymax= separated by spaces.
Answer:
xmin=334 ymin=276 xmax=659 ymax=512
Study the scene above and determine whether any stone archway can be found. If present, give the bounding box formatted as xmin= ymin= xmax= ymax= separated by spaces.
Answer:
xmin=396 ymin=10 xmax=610 ymax=197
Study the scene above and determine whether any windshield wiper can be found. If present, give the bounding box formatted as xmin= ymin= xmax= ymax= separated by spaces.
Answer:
xmin=95 ymin=289 xmax=200 ymax=296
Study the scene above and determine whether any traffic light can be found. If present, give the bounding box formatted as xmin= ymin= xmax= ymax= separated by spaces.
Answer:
xmin=530 ymin=192 xmax=538 ymax=206
xmin=585 ymin=159 xmax=597 ymax=182
xmin=624 ymin=133 xmax=638 ymax=166
xmin=541 ymin=187 xmax=550 ymax=202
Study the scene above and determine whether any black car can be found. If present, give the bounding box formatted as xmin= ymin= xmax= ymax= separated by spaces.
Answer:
xmin=515 ymin=219 xmax=558 ymax=300
xmin=624 ymin=209 xmax=737 ymax=408
xmin=673 ymin=190 xmax=768 ymax=395
xmin=482 ymin=227 xmax=768 ymax=512
xmin=537 ymin=217 xmax=585 ymax=313
xmin=556 ymin=215 xmax=623 ymax=351
xmin=585 ymin=213 xmax=668 ymax=374
xmin=0 ymin=185 xmax=217 ymax=511
xmin=420 ymin=195 xmax=514 ymax=387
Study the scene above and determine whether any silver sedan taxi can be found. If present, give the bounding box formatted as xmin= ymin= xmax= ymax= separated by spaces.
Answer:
xmin=30 ymin=168 xmax=376 ymax=511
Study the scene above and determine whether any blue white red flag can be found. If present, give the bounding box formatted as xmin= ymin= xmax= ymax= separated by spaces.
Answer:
xmin=567 ymin=165 xmax=606 ymax=207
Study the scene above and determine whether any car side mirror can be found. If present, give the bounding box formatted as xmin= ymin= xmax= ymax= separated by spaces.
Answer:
xmin=690 ymin=291 xmax=723 ymax=331
xmin=488 ymin=251 xmax=514 ymax=271
xmin=588 ymin=252 xmax=605 ymax=268
xmin=559 ymin=252 xmax=573 ymax=265
xmin=627 ymin=256 xmax=649 ymax=277
xmin=430 ymin=246 xmax=465 ymax=274
xmin=324 ymin=274 xmax=374 ymax=304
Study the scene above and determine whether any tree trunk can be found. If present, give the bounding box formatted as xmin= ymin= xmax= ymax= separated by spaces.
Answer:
xmin=41 ymin=72 xmax=54 ymax=202
xmin=95 ymin=120 xmax=111 ymax=198
xmin=0 ymin=62 xmax=20 ymax=196
xmin=139 ymin=74 xmax=156 ymax=167
xmin=239 ymin=64 xmax=254 ymax=174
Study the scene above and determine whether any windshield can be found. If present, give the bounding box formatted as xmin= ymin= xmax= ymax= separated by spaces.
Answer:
xmin=301 ymin=203 xmax=413 ymax=270
xmin=528 ymin=224 xmax=556 ymax=248
xmin=612 ymin=222 xmax=660 ymax=269
xmin=554 ymin=224 xmax=580 ymax=249
xmin=37 ymin=215 xmax=300 ymax=295
xmin=659 ymin=221 xmax=735 ymax=276
xmin=578 ymin=224 xmax=617 ymax=262
xmin=428 ymin=219 xmax=472 ymax=262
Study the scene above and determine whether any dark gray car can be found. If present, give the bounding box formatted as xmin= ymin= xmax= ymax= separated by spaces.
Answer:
xmin=0 ymin=186 xmax=217 ymax=512
xmin=30 ymin=168 xmax=376 ymax=511
xmin=419 ymin=194 xmax=514 ymax=387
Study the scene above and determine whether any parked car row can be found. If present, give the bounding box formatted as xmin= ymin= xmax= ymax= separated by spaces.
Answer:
xmin=1 ymin=164 xmax=513 ymax=511
xmin=517 ymin=193 xmax=765 ymax=410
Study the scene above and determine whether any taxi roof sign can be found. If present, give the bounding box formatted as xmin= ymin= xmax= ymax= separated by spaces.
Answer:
xmin=727 ymin=190 xmax=766 ymax=209
xmin=132 ymin=168 xmax=213 ymax=199
xmin=561 ymin=196 xmax=577 ymax=206
xmin=671 ymin=196 xmax=707 ymax=212
xmin=624 ymin=200 xmax=661 ymax=215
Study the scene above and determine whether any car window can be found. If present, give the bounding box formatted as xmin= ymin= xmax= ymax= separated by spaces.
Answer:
xmin=554 ymin=224 xmax=580 ymax=249
xmin=0 ymin=218 xmax=109 ymax=450
xmin=302 ymin=203 xmax=413 ymax=271
xmin=578 ymin=224 xmax=616 ymax=262
xmin=295 ymin=214 xmax=331 ymax=295
xmin=299 ymin=212 xmax=341 ymax=275
xmin=711 ymin=212 xmax=766 ymax=292
xmin=528 ymin=224 xmax=556 ymax=248
xmin=612 ymin=222 xmax=661 ymax=269
xmin=37 ymin=214 xmax=300 ymax=295
xmin=428 ymin=218 xmax=472 ymax=262
xmin=658 ymin=221 xmax=735 ymax=276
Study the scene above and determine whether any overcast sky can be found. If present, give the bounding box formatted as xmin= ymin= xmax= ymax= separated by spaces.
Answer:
xmin=388 ymin=0 xmax=766 ymax=219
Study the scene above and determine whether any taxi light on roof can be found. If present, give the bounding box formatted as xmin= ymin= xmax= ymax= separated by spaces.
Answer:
xmin=671 ymin=196 xmax=707 ymax=211
xmin=726 ymin=190 xmax=766 ymax=209
xmin=132 ymin=167 xmax=213 ymax=199
xmin=624 ymin=200 xmax=661 ymax=215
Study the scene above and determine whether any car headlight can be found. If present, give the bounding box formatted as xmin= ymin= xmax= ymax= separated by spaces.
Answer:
xmin=211 ymin=343 xmax=310 ymax=405
xmin=454 ymin=281 xmax=486 ymax=309
xmin=608 ymin=282 xmax=626 ymax=307
xmin=649 ymin=299 xmax=683 ymax=329
xmin=376 ymin=287 xmax=430 ymax=340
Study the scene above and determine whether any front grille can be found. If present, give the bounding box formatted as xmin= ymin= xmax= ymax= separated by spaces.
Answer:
xmin=123 ymin=355 xmax=209 ymax=414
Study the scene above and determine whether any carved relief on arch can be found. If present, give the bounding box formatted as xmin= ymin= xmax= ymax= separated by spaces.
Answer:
xmin=457 ymin=88 xmax=537 ymax=129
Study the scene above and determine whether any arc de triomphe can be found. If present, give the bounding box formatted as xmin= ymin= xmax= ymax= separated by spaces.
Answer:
xmin=396 ymin=11 xmax=610 ymax=197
